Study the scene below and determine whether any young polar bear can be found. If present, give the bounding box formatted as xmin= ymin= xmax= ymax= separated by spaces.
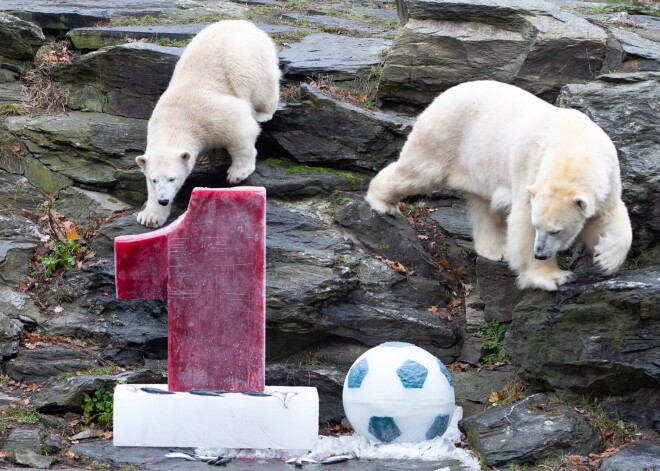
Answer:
xmin=136 ymin=20 xmax=280 ymax=228
xmin=366 ymin=81 xmax=632 ymax=291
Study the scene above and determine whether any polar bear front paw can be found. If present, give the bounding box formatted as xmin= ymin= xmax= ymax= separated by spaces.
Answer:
xmin=364 ymin=194 xmax=400 ymax=216
xmin=227 ymin=163 xmax=256 ymax=185
xmin=517 ymin=268 xmax=577 ymax=291
xmin=137 ymin=205 xmax=170 ymax=228
xmin=594 ymin=235 xmax=629 ymax=275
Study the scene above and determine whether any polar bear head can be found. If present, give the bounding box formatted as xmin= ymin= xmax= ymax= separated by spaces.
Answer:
xmin=527 ymin=183 xmax=595 ymax=260
xmin=136 ymin=151 xmax=194 ymax=206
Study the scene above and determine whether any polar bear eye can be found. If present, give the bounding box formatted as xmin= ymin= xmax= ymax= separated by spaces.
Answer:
xmin=549 ymin=230 xmax=562 ymax=235
xmin=168 ymin=178 xmax=175 ymax=182
xmin=151 ymin=179 xmax=157 ymax=184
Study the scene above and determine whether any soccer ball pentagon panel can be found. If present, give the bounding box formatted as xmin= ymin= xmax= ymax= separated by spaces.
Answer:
xmin=342 ymin=342 xmax=455 ymax=444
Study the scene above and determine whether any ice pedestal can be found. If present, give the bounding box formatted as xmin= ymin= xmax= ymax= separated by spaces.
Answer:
xmin=113 ymin=385 xmax=319 ymax=449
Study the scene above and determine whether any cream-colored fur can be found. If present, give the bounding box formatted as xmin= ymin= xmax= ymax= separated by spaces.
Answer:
xmin=136 ymin=20 xmax=281 ymax=228
xmin=366 ymin=81 xmax=632 ymax=291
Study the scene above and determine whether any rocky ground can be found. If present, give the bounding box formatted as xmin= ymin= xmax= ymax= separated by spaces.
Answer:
xmin=0 ymin=0 xmax=658 ymax=470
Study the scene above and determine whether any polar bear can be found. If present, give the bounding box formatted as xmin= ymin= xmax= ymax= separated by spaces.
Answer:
xmin=366 ymin=81 xmax=632 ymax=291
xmin=135 ymin=20 xmax=281 ymax=228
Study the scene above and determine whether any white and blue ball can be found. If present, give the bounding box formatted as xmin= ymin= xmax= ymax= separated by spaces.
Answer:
xmin=342 ymin=342 xmax=455 ymax=444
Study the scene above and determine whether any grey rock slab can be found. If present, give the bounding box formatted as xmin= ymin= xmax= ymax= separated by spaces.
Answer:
xmin=4 ymin=345 xmax=97 ymax=384
xmin=600 ymin=389 xmax=659 ymax=432
xmin=453 ymin=365 xmax=521 ymax=419
xmin=380 ymin=0 xmax=608 ymax=108
xmin=0 ymin=312 xmax=24 ymax=359
xmin=245 ymin=160 xmax=368 ymax=198
xmin=459 ymin=393 xmax=600 ymax=467
xmin=72 ymin=440 xmax=469 ymax=471
xmin=32 ymin=368 xmax=166 ymax=412
xmin=54 ymin=186 xmax=132 ymax=226
xmin=279 ymin=33 xmax=392 ymax=83
xmin=50 ymin=43 xmax=183 ymax=119
xmin=6 ymin=111 xmax=147 ymax=189
xmin=3 ymin=428 xmax=42 ymax=453
xmin=0 ymin=171 xmax=43 ymax=213
xmin=505 ymin=266 xmax=660 ymax=428
xmin=0 ymin=12 xmax=45 ymax=69
xmin=557 ymin=73 xmax=660 ymax=253
xmin=0 ymin=392 xmax=20 ymax=405
xmin=600 ymin=440 xmax=660 ymax=471
xmin=605 ymin=26 xmax=660 ymax=72
xmin=428 ymin=199 xmax=473 ymax=244
xmin=475 ymin=257 xmax=524 ymax=324
xmin=263 ymin=84 xmax=413 ymax=172
xmin=67 ymin=22 xmax=304 ymax=50
xmin=280 ymin=12 xmax=394 ymax=35
xmin=11 ymin=450 xmax=55 ymax=469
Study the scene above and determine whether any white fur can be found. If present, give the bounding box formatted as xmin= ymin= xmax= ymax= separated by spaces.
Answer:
xmin=366 ymin=80 xmax=633 ymax=291
xmin=136 ymin=20 xmax=281 ymax=228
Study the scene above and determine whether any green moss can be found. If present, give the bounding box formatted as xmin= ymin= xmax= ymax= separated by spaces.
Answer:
xmin=263 ymin=158 xmax=365 ymax=185
xmin=2 ymin=406 xmax=39 ymax=425
xmin=270 ymin=29 xmax=316 ymax=45
xmin=0 ymin=103 xmax=28 ymax=117
xmin=474 ymin=320 xmax=506 ymax=366
xmin=152 ymin=37 xmax=191 ymax=47
xmin=108 ymin=14 xmax=161 ymax=27
xmin=378 ymin=245 xmax=391 ymax=250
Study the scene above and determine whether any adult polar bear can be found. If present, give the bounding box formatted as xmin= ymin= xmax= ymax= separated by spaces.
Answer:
xmin=366 ymin=81 xmax=632 ymax=291
xmin=136 ymin=20 xmax=280 ymax=228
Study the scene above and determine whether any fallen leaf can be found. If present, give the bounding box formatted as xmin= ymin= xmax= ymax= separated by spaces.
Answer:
xmin=449 ymin=298 xmax=462 ymax=309
xmin=454 ymin=266 xmax=467 ymax=279
xmin=447 ymin=361 xmax=469 ymax=372
xmin=11 ymin=142 xmax=20 ymax=153
xmin=427 ymin=306 xmax=439 ymax=313
xmin=488 ymin=391 xmax=503 ymax=403
xmin=534 ymin=403 xmax=546 ymax=410
xmin=102 ymin=431 xmax=113 ymax=440
xmin=398 ymin=202 xmax=407 ymax=212
xmin=53 ymin=305 xmax=63 ymax=314
xmin=417 ymin=234 xmax=429 ymax=240
xmin=101 ymin=291 xmax=109 ymax=296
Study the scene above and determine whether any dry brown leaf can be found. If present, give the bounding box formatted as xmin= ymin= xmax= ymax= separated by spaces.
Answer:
xmin=449 ymin=298 xmax=462 ymax=309
xmin=11 ymin=142 xmax=21 ymax=153
xmin=427 ymin=306 xmax=439 ymax=313
xmin=488 ymin=391 xmax=503 ymax=403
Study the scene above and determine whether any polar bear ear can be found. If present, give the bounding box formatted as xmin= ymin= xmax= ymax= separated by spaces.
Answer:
xmin=136 ymin=155 xmax=147 ymax=169
xmin=574 ymin=196 xmax=591 ymax=216
xmin=181 ymin=152 xmax=191 ymax=163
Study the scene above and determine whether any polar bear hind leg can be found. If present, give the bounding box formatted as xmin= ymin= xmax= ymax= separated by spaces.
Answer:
xmin=467 ymin=195 xmax=507 ymax=261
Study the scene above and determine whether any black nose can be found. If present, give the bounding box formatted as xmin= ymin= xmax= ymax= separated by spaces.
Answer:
xmin=535 ymin=254 xmax=548 ymax=260
xmin=158 ymin=199 xmax=169 ymax=206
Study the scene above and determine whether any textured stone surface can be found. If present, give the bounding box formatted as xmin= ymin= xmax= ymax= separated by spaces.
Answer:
xmin=475 ymin=257 xmax=524 ymax=324
xmin=600 ymin=440 xmax=660 ymax=471
xmin=32 ymin=369 xmax=165 ymax=412
xmin=557 ymin=72 xmax=660 ymax=255
xmin=54 ymin=187 xmax=132 ymax=226
xmin=279 ymin=33 xmax=392 ymax=84
xmin=0 ymin=12 xmax=44 ymax=69
xmin=505 ymin=267 xmax=660 ymax=429
xmin=50 ymin=43 xmax=183 ymax=119
xmin=459 ymin=393 xmax=601 ymax=466
xmin=0 ymin=313 xmax=23 ymax=359
xmin=4 ymin=345 xmax=97 ymax=384
xmin=264 ymin=84 xmax=412 ymax=171
xmin=379 ymin=0 xmax=608 ymax=108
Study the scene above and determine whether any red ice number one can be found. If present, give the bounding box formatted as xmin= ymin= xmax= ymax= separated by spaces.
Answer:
xmin=114 ymin=187 xmax=266 ymax=392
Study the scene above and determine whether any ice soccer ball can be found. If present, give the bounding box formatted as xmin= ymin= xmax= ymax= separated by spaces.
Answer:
xmin=342 ymin=342 xmax=455 ymax=444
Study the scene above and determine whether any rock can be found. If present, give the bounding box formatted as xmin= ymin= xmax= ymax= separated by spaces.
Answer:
xmin=600 ymin=440 xmax=660 ymax=471
xmin=0 ymin=312 xmax=23 ymax=359
xmin=32 ymin=368 xmax=166 ymax=412
xmin=91 ymin=213 xmax=154 ymax=260
xmin=279 ymin=13 xmax=395 ymax=37
xmin=333 ymin=198 xmax=439 ymax=279
xmin=475 ymin=257 xmax=524 ymax=323
xmin=279 ymin=33 xmax=392 ymax=85
xmin=428 ymin=198 xmax=473 ymax=247
xmin=600 ymin=389 xmax=659 ymax=432
xmin=458 ymin=336 xmax=484 ymax=366
xmin=11 ymin=449 xmax=55 ymax=469
xmin=557 ymin=73 xmax=660 ymax=254
xmin=0 ymin=392 xmax=20 ymax=405
xmin=604 ymin=26 xmax=660 ymax=73
xmin=5 ymin=111 xmax=148 ymax=198
xmin=70 ymin=429 xmax=103 ymax=440
xmin=43 ymin=433 xmax=63 ymax=454
xmin=50 ymin=43 xmax=183 ymax=119
xmin=245 ymin=160 xmax=369 ymax=198
xmin=379 ymin=0 xmax=608 ymax=108
xmin=453 ymin=365 xmax=521 ymax=419
xmin=3 ymin=428 xmax=41 ymax=453
xmin=0 ymin=12 xmax=45 ymax=70
xmin=0 ymin=286 xmax=41 ymax=323
xmin=266 ymin=364 xmax=346 ymax=422
xmin=505 ymin=267 xmax=660 ymax=429
xmin=459 ymin=393 xmax=601 ymax=466
xmin=0 ymin=210 xmax=39 ymax=286
xmin=4 ymin=346 xmax=97 ymax=384
xmin=263 ymin=84 xmax=412 ymax=171
xmin=54 ymin=187 xmax=132 ymax=226
xmin=67 ymin=22 xmax=304 ymax=50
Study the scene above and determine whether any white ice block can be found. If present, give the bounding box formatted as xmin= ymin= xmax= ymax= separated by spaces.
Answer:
xmin=113 ymin=385 xmax=319 ymax=449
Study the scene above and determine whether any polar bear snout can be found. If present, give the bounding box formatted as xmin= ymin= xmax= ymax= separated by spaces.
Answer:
xmin=158 ymin=199 xmax=170 ymax=206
